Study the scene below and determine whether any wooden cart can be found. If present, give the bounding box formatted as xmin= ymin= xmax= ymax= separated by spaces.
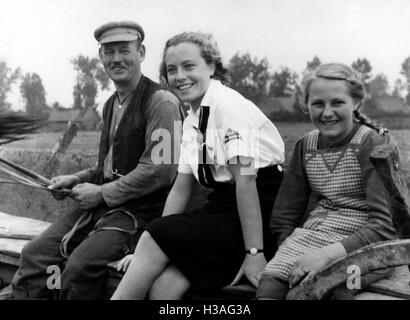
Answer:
xmin=1 ymin=144 xmax=410 ymax=300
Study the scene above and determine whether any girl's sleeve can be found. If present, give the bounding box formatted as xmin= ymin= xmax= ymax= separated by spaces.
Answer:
xmin=340 ymin=131 xmax=398 ymax=253
xmin=270 ymin=138 xmax=311 ymax=249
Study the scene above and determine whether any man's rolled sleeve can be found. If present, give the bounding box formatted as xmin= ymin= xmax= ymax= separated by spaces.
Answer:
xmin=75 ymin=166 xmax=100 ymax=184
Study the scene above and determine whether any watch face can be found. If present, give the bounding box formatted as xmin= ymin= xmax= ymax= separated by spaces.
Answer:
xmin=250 ymin=248 xmax=257 ymax=255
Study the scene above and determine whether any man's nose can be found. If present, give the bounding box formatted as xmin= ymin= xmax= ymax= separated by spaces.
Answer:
xmin=113 ymin=51 xmax=122 ymax=62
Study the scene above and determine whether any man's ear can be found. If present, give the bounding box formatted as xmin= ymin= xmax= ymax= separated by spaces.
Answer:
xmin=98 ymin=46 xmax=103 ymax=60
xmin=138 ymin=44 xmax=146 ymax=63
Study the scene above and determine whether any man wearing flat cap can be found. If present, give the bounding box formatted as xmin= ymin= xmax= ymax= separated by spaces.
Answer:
xmin=13 ymin=21 xmax=184 ymax=300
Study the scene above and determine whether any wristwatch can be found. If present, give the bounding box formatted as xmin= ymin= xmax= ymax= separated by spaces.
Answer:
xmin=245 ymin=248 xmax=264 ymax=256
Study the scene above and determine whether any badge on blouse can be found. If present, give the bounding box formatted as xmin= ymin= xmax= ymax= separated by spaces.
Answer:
xmin=224 ymin=128 xmax=242 ymax=144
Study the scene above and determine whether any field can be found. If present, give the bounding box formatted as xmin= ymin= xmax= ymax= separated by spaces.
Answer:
xmin=4 ymin=122 xmax=410 ymax=171
xmin=1 ymin=122 xmax=410 ymax=221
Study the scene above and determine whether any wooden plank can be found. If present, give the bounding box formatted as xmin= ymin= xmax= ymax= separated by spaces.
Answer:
xmin=368 ymin=279 xmax=410 ymax=300
xmin=0 ymin=211 xmax=51 ymax=240
xmin=0 ymin=252 xmax=20 ymax=266
xmin=0 ymin=285 xmax=13 ymax=300
xmin=355 ymin=292 xmax=405 ymax=300
xmin=0 ymin=239 xmax=29 ymax=258
xmin=366 ymin=266 xmax=410 ymax=299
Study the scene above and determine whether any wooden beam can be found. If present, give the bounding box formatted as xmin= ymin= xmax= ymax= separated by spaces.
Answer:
xmin=370 ymin=143 xmax=410 ymax=239
xmin=0 ymin=285 xmax=13 ymax=300
xmin=0 ymin=212 xmax=51 ymax=240
xmin=0 ymin=253 xmax=20 ymax=266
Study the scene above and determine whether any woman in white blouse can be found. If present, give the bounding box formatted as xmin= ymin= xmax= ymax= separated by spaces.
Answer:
xmin=112 ymin=32 xmax=285 ymax=300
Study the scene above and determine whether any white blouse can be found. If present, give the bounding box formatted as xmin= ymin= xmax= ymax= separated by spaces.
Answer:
xmin=178 ymin=79 xmax=285 ymax=185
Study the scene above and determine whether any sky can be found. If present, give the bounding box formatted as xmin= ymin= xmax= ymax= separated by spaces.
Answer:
xmin=1 ymin=0 xmax=410 ymax=111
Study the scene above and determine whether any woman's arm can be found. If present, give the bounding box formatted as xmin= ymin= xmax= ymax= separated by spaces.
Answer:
xmin=162 ymin=172 xmax=196 ymax=217
xmin=229 ymin=157 xmax=266 ymax=288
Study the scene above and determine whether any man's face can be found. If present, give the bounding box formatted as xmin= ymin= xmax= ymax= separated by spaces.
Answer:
xmin=99 ymin=41 xmax=145 ymax=85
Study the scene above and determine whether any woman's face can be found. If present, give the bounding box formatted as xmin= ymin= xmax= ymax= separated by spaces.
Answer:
xmin=308 ymin=78 xmax=359 ymax=145
xmin=165 ymin=42 xmax=215 ymax=109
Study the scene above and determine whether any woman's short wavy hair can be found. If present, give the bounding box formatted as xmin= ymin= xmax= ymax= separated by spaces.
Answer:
xmin=159 ymin=32 xmax=230 ymax=86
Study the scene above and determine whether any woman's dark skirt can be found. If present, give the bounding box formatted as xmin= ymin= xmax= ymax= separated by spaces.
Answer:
xmin=146 ymin=166 xmax=283 ymax=293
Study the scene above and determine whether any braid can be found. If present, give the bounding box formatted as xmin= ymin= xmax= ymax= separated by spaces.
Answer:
xmin=354 ymin=109 xmax=388 ymax=135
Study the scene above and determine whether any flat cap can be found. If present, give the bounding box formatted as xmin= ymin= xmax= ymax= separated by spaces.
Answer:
xmin=94 ymin=21 xmax=145 ymax=44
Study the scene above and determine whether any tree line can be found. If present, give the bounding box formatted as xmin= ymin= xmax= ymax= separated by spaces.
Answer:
xmin=229 ymin=54 xmax=410 ymax=110
xmin=0 ymin=57 xmax=109 ymax=118
xmin=1 ymin=53 xmax=410 ymax=119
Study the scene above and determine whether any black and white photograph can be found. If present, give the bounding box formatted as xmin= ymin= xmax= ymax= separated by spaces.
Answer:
xmin=1 ymin=0 xmax=410 ymax=310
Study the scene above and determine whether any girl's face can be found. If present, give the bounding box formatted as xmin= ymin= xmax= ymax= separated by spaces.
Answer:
xmin=308 ymin=78 xmax=359 ymax=145
xmin=165 ymin=42 xmax=215 ymax=110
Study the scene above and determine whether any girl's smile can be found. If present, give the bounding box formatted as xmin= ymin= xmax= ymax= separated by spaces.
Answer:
xmin=308 ymin=78 xmax=359 ymax=146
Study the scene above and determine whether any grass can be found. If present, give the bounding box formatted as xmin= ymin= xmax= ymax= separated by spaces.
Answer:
xmin=4 ymin=131 xmax=100 ymax=156
xmin=1 ymin=123 xmax=409 ymax=221
xmin=4 ymin=122 xmax=410 ymax=170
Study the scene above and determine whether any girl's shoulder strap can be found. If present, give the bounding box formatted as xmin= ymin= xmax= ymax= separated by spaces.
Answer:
xmin=351 ymin=125 xmax=373 ymax=145
xmin=304 ymin=129 xmax=320 ymax=151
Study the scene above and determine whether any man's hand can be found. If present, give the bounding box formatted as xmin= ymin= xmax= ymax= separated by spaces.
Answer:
xmin=231 ymin=254 xmax=267 ymax=288
xmin=72 ymin=183 xmax=104 ymax=210
xmin=48 ymin=174 xmax=81 ymax=200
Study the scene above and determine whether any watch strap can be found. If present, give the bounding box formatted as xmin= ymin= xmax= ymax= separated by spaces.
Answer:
xmin=245 ymin=248 xmax=264 ymax=255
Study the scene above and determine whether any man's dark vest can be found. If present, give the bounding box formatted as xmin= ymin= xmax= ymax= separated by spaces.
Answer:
xmin=97 ymin=75 xmax=161 ymax=184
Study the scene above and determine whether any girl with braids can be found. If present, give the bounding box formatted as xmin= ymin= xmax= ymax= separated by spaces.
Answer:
xmin=256 ymin=62 xmax=398 ymax=300
xmin=111 ymin=32 xmax=285 ymax=299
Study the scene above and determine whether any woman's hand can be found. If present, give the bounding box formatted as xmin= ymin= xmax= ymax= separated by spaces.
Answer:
xmin=231 ymin=254 xmax=267 ymax=288
xmin=289 ymin=242 xmax=347 ymax=288
xmin=116 ymin=254 xmax=134 ymax=273
xmin=288 ymin=250 xmax=331 ymax=288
